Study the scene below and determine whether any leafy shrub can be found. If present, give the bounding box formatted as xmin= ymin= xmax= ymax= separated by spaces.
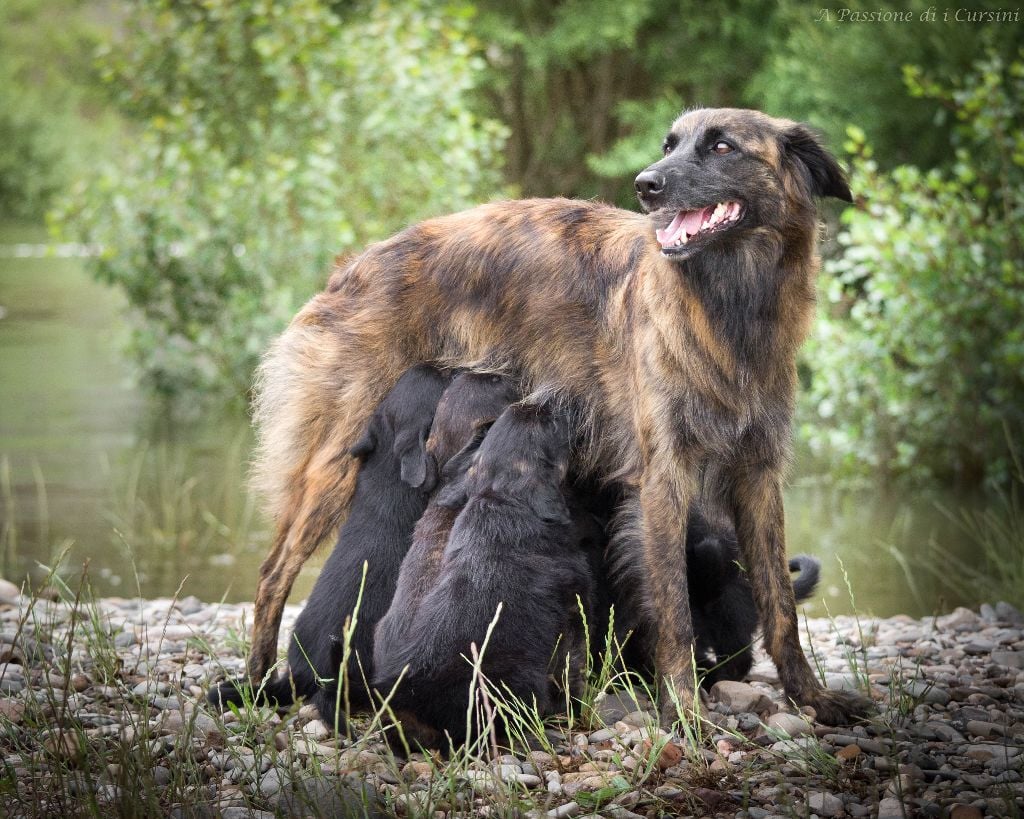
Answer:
xmin=799 ymin=50 xmax=1024 ymax=487
xmin=57 ymin=0 xmax=508 ymax=401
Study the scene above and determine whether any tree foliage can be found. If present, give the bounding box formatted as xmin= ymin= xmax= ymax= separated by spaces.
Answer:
xmin=0 ymin=0 xmax=115 ymax=220
xmin=799 ymin=50 xmax=1024 ymax=487
xmin=475 ymin=0 xmax=1020 ymax=205
xmin=58 ymin=0 xmax=508 ymax=400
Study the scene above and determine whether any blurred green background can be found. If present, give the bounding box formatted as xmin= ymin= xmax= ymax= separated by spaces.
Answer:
xmin=1 ymin=0 xmax=1021 ymax=615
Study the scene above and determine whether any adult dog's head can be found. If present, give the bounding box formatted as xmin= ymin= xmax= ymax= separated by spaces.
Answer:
xmin=634 ymin=108 xmax=852 ymax=260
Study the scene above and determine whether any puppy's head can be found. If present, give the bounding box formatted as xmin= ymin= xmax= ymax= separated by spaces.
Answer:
xmin=634 ymin=108 xmax=851 ymax=261
xmin=438 ymin=403 xmax=571 ymax=525
xmin=350 ymin=364 xmax=450 ymax=491
xmin=424 ymin=371 xmax=520 ymax=482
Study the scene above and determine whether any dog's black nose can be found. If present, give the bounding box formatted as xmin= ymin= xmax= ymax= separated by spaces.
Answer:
xmin=634 ymin=170 xmax=666 ymax=200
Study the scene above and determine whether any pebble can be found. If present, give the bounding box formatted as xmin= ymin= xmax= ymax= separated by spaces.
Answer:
xmin=710 ymin=680 xmax=771 ymax=714
xmin=764 ymin=712 xmax=813 ymax=737
xmin=807 ymin=791 xmax=843 ymax=817
xmin=0 ymin=579 xmax=21 ymax=604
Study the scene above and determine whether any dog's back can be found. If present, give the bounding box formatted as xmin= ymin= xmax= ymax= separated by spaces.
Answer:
xmin=373 ymin=403 xmax=594 ymax=749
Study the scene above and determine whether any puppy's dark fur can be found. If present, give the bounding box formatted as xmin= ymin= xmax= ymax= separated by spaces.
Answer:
xmin=613 ymin=507 xmax=820 ymax=688
xmin=207 ymin=364 xmax=448 ymax=716
xmin=372 ymin=403 xmax=594 ymax=749
xmin=686 ymin=514 xmax=820 ymax=687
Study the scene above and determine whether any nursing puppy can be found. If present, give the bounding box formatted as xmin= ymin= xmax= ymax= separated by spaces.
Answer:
xmin=207 ymin=364 xmax=448 ymax=716
xmin=373 ymin=403 xmax=594 ymax=749
xmin=611 ymin=508 xmax=821 ymax=688
xmin=370 ymin=370 xmax=521 ymax=685
xmin=686 ymin=514 xmax=820 ymax=688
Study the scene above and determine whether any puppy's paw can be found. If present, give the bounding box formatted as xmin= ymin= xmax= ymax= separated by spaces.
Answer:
xmin=206 ymin=678 xmax=250 ymax=711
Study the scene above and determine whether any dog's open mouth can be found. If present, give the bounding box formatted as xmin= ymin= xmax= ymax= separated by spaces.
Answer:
xmin=656 ymin=201 xmax=744 ymax=251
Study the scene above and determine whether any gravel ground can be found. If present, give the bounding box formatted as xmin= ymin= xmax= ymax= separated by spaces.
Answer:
xmin=0 ymin=576 xmax=1021 ymax=818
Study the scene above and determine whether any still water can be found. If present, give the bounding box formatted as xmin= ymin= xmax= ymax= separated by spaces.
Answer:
xmin=0 ymin=226 xmax=985 ymax=616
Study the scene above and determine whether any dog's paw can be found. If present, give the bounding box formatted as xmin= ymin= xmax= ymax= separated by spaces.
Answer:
xmin=206 ymin=678 xmax=250 ymax=711
xmin=804 ymin=687 xmax=873 ymax=726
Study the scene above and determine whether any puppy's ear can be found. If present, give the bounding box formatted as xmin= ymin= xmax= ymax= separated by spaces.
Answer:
xmin=434 ymin=476 xmax=469 ymax=509
xmin=395 ymin=427 xmax=432 ymax=490
xmin=783 ymin=124 xmax=852 ymax=202
xmin=434 ymin=425 xmax=488 ymax=509
xmin=350 ymin=424 xmax=378 ymax=458
xmin=528 ymin=487 xmax=572 ymax=527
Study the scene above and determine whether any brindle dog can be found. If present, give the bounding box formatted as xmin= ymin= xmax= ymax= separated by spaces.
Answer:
xmin=247 ymin=108 xmax=867 ymax=725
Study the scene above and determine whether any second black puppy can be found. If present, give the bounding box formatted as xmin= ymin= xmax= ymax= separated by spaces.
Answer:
xmin=687 ymin=513 xmax=820 ymax=688
xmin=373 ymin=403 xmax=594 ymax=750
xmin=208 ymin=364 xmax=449 ymax=719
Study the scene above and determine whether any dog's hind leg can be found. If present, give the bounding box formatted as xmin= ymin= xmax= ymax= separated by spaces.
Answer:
xmin=247 ymin=456 xmax=359 ymax=682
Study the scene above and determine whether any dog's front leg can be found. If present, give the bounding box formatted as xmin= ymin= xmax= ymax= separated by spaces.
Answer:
xmin=638 ymin=457 xmax=701 ymax=726
xmin=730 ymin=458 xmax=871 ymax=724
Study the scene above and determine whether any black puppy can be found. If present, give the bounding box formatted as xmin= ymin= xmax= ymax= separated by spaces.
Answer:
xmin=208 ymin=364 xmax=449 ymax=718
xmin=372 ymin=403 xmax=594 ymax=750
xmin=372 ymin=371 xmax=520 ymax=672
xmin=609 ymin=507 xmax=820 ymax=688
xmin=687 ymin=512 xmax=820 ymax=687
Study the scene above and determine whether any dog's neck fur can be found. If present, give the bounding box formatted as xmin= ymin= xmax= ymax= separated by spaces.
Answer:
xmin=655 ymin=218 xmax=818 ymax=393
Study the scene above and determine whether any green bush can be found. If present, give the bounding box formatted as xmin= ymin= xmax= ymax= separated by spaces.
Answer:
xmin=799 ymin=49 xmax=1024 ymax=487
xmin=57 ymin=0 xmax=508 ymax=401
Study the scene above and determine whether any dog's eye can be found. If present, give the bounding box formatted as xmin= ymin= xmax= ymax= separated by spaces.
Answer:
xmin=712 ymin=141 xmax=734 ymax=155
xmin=662 ymin=135 xmax=679 ymax=156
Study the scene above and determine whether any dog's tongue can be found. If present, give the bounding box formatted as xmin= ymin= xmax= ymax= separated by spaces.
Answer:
xmin=655 ymin=208 xmax=712 ymax=248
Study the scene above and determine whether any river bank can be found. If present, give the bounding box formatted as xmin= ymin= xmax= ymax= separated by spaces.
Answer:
xmin=0 ymin=580 xmax=1021 ymax=818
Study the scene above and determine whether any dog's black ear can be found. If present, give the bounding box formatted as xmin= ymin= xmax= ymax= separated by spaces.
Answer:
xmin=783 ymin=124 xmax=852 ymax=202
xmin=395 ymin=427 xmax=433 ymax=490
xmin=350 ymin=425 xmax=377 ymax=458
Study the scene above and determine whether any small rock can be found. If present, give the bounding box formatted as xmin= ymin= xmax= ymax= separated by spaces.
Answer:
xmin=807 ymin=791 xmax=843 ymax=818
xmin=494 ymin=763 xmax=522 ymax=781
xmin=0 ymin=700 xmax=25 ymax=724
xmin=222 ymin=810 xmax=274 ymax=819
xmin=710 ymin=680 xmax=770 ymax=714
xmin=547 ymin=803 xmax=580 ymax=819
xmin=655 ymin=740 xmax=682 ymax=769
xmin=966 ymin=720 xmax=1005 ymax=738
xmin=764 ymin=712 xmax=813 ymax=737
xmin=949 ymin=806 xmax=984 ymax=819
xmin=906 ymin=679 xmax=950 ymax=705
xmin=43 ymin=732 xmax=83 ymax=761
xmin=131 ymin=680 xmax=170 ymax=699
xmin=877 ymin=796 xmax=905 ymax=819
xmin=836 ymin=743 xmax=862 ymax=763
xmin=990 ymin=650 xmax=1024 ymax=669
xmin=300 ymin=719 xmax=330 ymax=741
xmin=995 ymin=601 xmax=1024 ymax=624
xmin=0 ymin=578 xmax=21 ymax=603
xmin=936 ymin=607 xmax=979 ymax=629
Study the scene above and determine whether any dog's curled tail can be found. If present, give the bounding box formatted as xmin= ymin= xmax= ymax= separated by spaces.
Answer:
xmin=789 ymin=554 xmax=821 ymax=602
